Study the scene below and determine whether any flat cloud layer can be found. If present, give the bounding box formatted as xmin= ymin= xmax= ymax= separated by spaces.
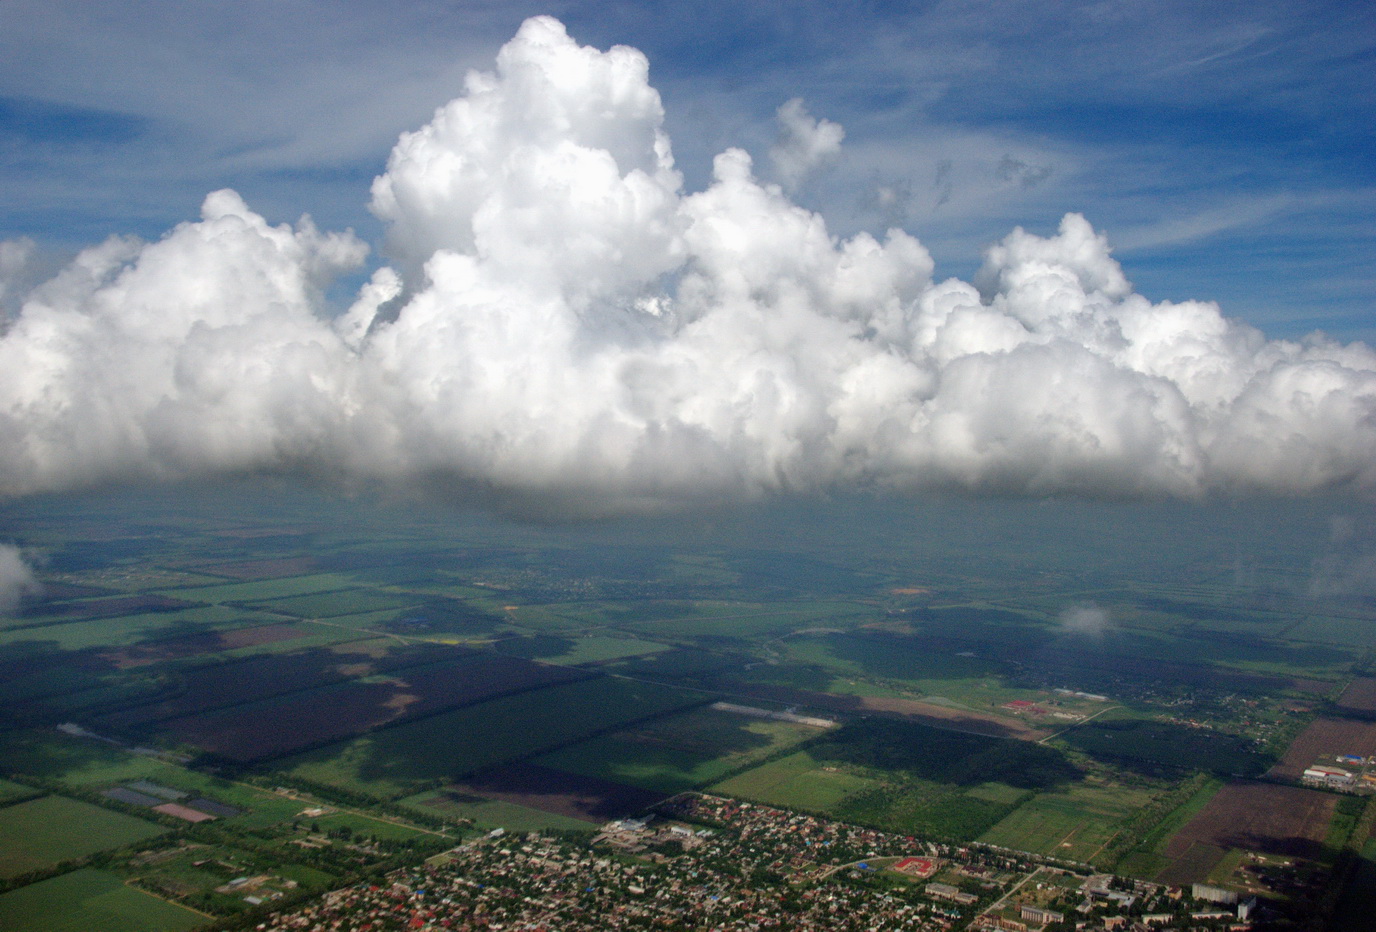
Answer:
xmin=1 ymin=17 xmax=1374 ymax=512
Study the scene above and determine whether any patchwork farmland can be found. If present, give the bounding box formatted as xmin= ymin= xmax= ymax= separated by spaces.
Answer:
xmin=1 ymin=486 xmax=1374 ymax=930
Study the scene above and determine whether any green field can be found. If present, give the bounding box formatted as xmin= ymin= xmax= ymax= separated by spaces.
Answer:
xmin=0 ymin=605 xmax=252 ymax=650
xmin=979 ymin=777 xmax=1160 ymax=863
xmin=312 ymin=811 xmax=443 ymax=842
xmin=0 ymin=796 xmax=167 ymax=878
xmin=0 ymin=732 xmax=189 ymax=786
xmin=281 ymin=676 xmax=706 ymax=799
xmin=0 ymin=868 xmax=204 ymax=932
xmin=534 ymin=706 xmax=821 ymax=792
xmin=617 ymin=600 xmax=871 ymax=638
xmin=402 ymin=790 xmax=595 ymax=834
xmin=711 ymin=750 xmax=878 ymax=811
xmin=158 ymin=573 xmax=360 ymax=604
xmin=249 ymin=589 xmax=421 ymax=618
xmin=3 ymin=484 xmax=1374 ymax=928
xmin=0 ymin=778 xmax=41 ymax=804
xmin=1111 ymin=775 xmax=1224 ymax=878
xmin=500 ymin=634 xmax=672 ymax=666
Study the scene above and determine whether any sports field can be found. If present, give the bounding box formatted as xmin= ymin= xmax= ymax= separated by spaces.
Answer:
xmin=0 ymin=796 xmax=166 ymax=878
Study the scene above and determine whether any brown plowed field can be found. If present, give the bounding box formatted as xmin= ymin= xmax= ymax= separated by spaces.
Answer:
xmin=1337 ymin=678 xmax=1376 ymax=713
xmin=441 ymin=763 xmax=667 ymax=823
xmin=161 ymin=654 xmax=593 ymax=761
xmin=98 ymin=623 xmax=313 ymax=668
xmin=1268 ymin=716 xmax=1376 ymax=780
xmin=723 ymin=681 xmax=1047 ymax=740
xmin=1164 ymin=781 xmax=1336 ymax=866
xmin=1156 ymin=843 xmax=1227 ymax=886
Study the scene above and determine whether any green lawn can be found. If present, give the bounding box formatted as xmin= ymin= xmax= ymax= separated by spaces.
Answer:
xmin=0 ymin=796 xmax=167 ymax=878
xmin=0 ymin=868 xmax=204 ymax=932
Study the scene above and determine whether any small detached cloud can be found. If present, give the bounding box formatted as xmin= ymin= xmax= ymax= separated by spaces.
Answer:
xmin=1058 ymin=603 xmax=1112 ymax=639
xmin=769 ymin=98 xmax=845 ymax=190
xmin=0 ymin=544 xmax=40 ymax=615
xmin=1 ymin=16 xmax=1375 ymax=516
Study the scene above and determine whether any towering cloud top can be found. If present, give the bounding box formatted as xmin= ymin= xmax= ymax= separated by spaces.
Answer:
xmin=1 ymin=16 xmax=1373 ymax=512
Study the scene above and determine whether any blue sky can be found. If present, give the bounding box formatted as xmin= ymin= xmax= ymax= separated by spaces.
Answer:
xmin=2 ymin=0 xmax=1373 ymax=340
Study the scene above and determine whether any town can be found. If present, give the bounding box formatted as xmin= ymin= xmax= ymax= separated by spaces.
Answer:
xmin=255 ymin=795 xmax=1258 ymax=932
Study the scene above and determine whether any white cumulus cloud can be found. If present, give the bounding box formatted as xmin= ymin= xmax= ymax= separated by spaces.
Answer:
xmin=0 ymin=544 xmax=40 ymax=615
xmin=1058 ymin=603 xmax=1112 ymax=639
xmin=769 ymin=98 xmax=845 ymax=190
xmin=1 ymin=16 xmax=1375 ymax=515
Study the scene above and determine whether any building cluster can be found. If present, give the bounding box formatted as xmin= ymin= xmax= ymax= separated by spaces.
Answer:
xmin=1301 ymin=757 xmax=1376 ymax=792
xmin=253 ymin=794 xmax=1257 ymax=932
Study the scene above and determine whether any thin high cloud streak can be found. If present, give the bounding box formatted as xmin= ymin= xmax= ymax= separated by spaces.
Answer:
xmin=1 ymin=17 xmax=1374 ymax=513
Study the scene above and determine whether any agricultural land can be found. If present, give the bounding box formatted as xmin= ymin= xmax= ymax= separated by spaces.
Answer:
xmin=0 ymin=485 xmax=1374 ymax=929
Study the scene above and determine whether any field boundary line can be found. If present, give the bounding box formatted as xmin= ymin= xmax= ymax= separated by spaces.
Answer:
xmin=1038 ymin=705 xmax=1120 ymax=745
xmin=124 ymin=878 xmax=216 ymax=918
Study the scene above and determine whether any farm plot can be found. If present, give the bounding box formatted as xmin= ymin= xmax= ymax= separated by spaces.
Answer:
xmin=280 ymin=676 xmax=706 ymax=799
xmin=0 ymin=868 xmax=203 ymax=932
xmin=1161 ymin=781 xmax=1338 ymax=871
xmin=1336 ymin=678 xmax=1376 ymax=713
xmin=99 ymin=640 xmax=473 ymax=729
xmin=0 ymin=605 xmax=252 ymax=651
xmin=497 ymin=634 xmax=671 ymax=666
xmin=199 ymin=556 xmax=321 ymax=579
xmin=406 ymin=791 xmax=595 ymax=834
xmin=535 ymin=705 xmax=821 ymax=793
xmin=0 ymin=795 xmax=167 ymax=877
xmin=711 ymin=750 xmax=878 ymax=812
xmin=247 ymin=588 xmax=421 ymax=619
xmin=158 ymin=653 xmax=592 ymax=761
xmin=0 ymin=778 xmax=40 ymax=804
xmin=1268 ymin=716 xmax=1376 ymax=780
xmin=617 ymin=600 xmax=871 ymax=639
xmin=979 ymin=778 xmax=1159 ymax=863
xmin=719 ymin=679 xmax=1047 ymax=741
xmin=445 ymin=762 xmax=668 ymax=823
xmin=16 ymin=594 xmax=196 ymax=623
xmin=95 ymin=621 xmax=324 ymax=668
xmin=157 ymin=573 xmax=359 ymax=604
xmin=1282 ymin=615 xmax=1376 ymax=648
